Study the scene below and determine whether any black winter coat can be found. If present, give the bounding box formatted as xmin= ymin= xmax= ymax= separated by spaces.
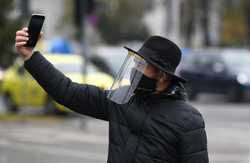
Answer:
xmin=24 ymin=52 xmax=209 ymax=163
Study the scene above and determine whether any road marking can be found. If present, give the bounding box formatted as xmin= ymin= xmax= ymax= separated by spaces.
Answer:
xmin=8 ymin=132 xmax=57 ymax=145
xmin=57 ymin=132 xmax=108 ymax=144
xmin=0 ymin=127 xmax=108 ymax=145
xmin=2 ymin=141 xmax=107 ymax=161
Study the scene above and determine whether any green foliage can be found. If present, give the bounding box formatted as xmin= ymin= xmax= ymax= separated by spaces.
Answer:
xmin=0 ymin=0 xmax=21 ymax=68
xmin=96 ymin=0 xmax=149 ymax=44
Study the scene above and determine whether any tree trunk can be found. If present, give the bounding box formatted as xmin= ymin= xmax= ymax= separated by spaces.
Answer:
xmin=201 ymin=0 xmax=210 ymax=46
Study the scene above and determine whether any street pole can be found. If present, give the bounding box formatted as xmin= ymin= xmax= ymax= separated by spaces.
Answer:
xmin=74 ymin=0 xmax=85 ymax=41
xmin=201 ymin=0 xmax=210 ymax=46
xmin=74 ymin=0 xmax=88 ymax=83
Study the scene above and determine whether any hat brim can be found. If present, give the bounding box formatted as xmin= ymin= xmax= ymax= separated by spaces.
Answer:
xmin=124 ymin=46 xmax=187 ymax=83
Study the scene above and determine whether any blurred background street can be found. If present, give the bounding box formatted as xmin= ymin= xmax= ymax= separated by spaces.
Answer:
xmin=1 ymin=0 xmax=250 ymax=163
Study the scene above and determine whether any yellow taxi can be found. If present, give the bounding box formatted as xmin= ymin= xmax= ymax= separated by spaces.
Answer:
xmin=1 ymin=53 xmax=114 ymax=114
xmin=0 ymin=68 xmax=4 ymax=93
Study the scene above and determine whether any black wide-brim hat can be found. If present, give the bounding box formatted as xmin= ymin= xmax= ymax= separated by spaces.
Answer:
xmin=124 ymin=36 xmax=186 ymax=83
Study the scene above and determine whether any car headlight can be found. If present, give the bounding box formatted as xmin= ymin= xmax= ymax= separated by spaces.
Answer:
xmin=237 ymin=73 xmax=250 ymax=85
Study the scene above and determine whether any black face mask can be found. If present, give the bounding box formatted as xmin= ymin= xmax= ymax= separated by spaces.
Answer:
xmin=130 ymin=68 xmax=157 ymax=96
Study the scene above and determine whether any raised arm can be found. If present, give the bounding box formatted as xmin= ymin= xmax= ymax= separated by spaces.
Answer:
xmin=15 ymin=27 xmax=111 ymax=121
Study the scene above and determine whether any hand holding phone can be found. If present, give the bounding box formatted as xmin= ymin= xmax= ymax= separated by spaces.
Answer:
xmin=15 ymin=14 xmax=45 ymax=61
xmin=26 ymin=14 xmax=45 ymax=47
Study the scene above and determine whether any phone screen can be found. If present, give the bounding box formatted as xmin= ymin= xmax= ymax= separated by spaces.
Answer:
xmin=26 ymin=14 xmax=45 ymax=47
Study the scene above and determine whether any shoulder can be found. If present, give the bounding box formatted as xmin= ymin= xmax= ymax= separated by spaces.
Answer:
xmin=151 ymin=100 xmax=205 ymax=132
xmin=174 ymin=101 xmax=205 ymax=132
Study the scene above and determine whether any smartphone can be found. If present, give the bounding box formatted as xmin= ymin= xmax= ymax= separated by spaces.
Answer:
xmin=25 ymin=14 xmax=45 ymax=47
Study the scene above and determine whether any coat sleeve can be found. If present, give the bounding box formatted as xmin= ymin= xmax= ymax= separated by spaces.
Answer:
xmin=179 ymin=127 xmax=209 ymax=163
xmin=24 ymin=51 xmax=112 ymax=121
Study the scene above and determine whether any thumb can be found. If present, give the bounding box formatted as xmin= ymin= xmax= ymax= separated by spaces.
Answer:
xmin=38 ymin=32 xmax=43 ymax=40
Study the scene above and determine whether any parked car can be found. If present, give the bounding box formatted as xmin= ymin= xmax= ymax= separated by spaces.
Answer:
xmin=179 ymin=49 xmax=250 ymax=102
xmin=1 ymin=53 xmax=114 ymax=114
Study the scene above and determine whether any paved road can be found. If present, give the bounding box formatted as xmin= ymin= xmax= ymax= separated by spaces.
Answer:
xmin=0 ymin=117 xmax=109 ymax=163
xmin=0 ymin=95 xmax=250 ymax=163
xmin=0 ymin=97 xmax=5 ymax=114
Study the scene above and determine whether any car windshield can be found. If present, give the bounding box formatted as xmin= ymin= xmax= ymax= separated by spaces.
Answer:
xmin=223 ymin=52 xmax=250 ymax=67
xmin=54 ymin=63 xmax=98 ymax=74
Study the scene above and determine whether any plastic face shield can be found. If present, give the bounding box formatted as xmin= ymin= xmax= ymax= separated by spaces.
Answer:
xmin=107 ymin=50 xmax=148 ymax=104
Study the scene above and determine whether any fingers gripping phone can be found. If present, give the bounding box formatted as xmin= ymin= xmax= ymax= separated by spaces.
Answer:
xmin=25 ymin=14 xmax=45 ymax=47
